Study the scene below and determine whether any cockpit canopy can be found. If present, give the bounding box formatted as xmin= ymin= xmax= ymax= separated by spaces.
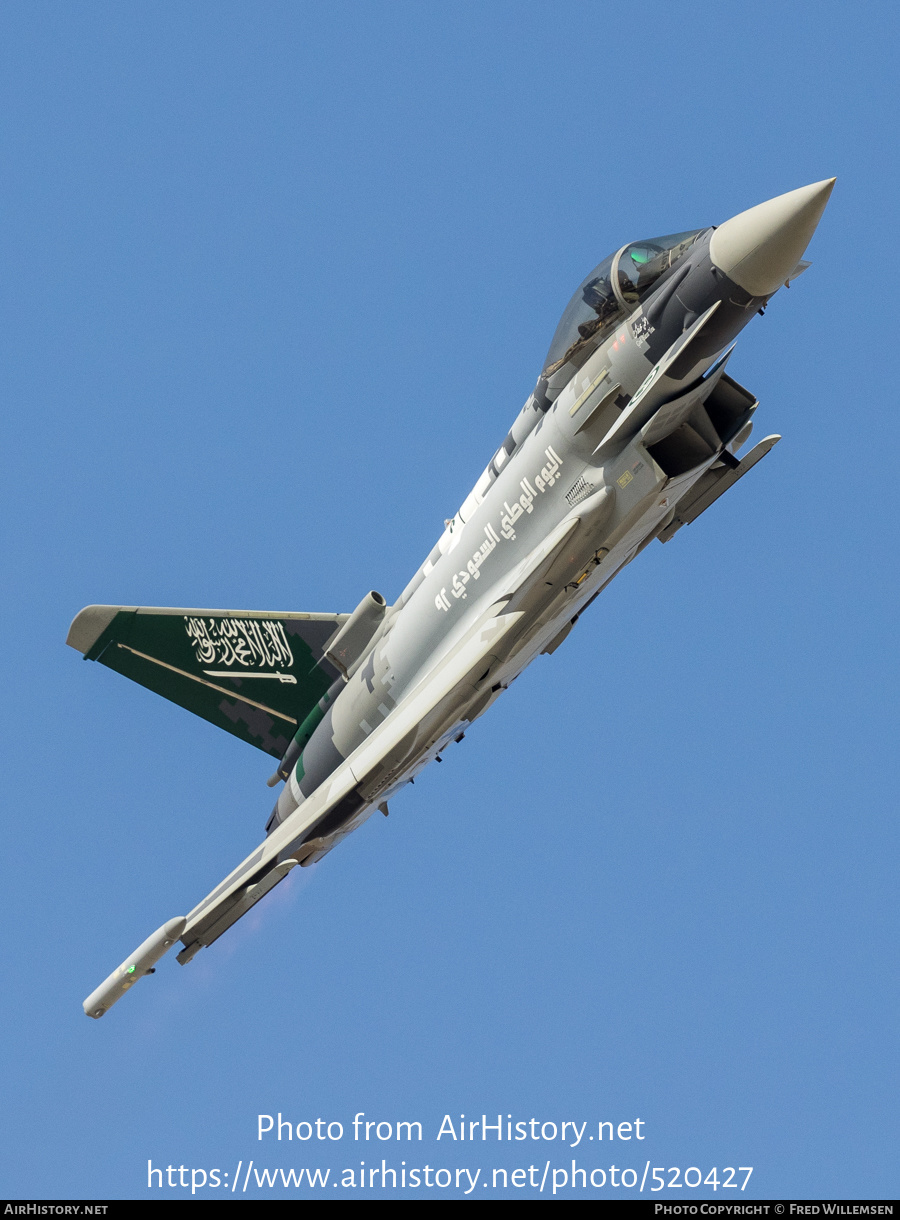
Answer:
xmin=540 ymin=229 xmax=704 ymax=381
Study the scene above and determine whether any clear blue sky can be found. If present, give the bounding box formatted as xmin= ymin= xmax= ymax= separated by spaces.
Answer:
xmin=2 ymin=0 xmax=897 ymax=1200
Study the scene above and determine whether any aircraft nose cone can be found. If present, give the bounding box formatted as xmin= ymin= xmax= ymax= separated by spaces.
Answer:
xmin=709 ymin=179 xmax=835 ymax=296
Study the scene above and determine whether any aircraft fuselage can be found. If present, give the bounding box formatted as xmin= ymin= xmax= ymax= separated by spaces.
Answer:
xmin=270 ymin=224 xmax=772 ymax=857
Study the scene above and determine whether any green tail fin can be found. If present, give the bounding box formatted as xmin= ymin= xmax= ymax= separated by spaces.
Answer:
xmin=67 ymin=605 xmax=348 ymax=758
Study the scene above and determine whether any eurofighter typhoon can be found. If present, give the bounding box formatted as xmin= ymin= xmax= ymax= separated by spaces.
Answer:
xmin=72 ymin=180 xmax=834 ymax=1017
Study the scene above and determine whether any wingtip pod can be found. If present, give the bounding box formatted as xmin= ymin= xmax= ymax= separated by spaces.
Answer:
xmin=82 ymin=916 xmax=187 ymax=1019
xmin=710 ymin=178 xmax=835 ymax=297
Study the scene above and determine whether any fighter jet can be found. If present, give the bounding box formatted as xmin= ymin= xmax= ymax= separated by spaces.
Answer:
xmin=72 ymin=179 xmax=834 ymax=1017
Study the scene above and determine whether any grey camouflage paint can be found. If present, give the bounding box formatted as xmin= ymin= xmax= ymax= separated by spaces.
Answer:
xmin=268 ymin=227 xmax=762 ymax=840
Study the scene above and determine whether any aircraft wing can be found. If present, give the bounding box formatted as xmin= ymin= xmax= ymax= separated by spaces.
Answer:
xmin=81 ymin=596 xmax=531 ymax=1014
xmin=175 ymin=595 xmax=530 ymax=960
xmin=176 ymin=517 xmax=580 ymax=961
xmin=83 ymin=517 xmax=580 ymax=1015
xmin=67 ymin=605 xmax=348 ymax=758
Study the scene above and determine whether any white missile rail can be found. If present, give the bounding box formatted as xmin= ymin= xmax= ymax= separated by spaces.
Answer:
xmin=82 ymin=916 xmax=187 ymax=1019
